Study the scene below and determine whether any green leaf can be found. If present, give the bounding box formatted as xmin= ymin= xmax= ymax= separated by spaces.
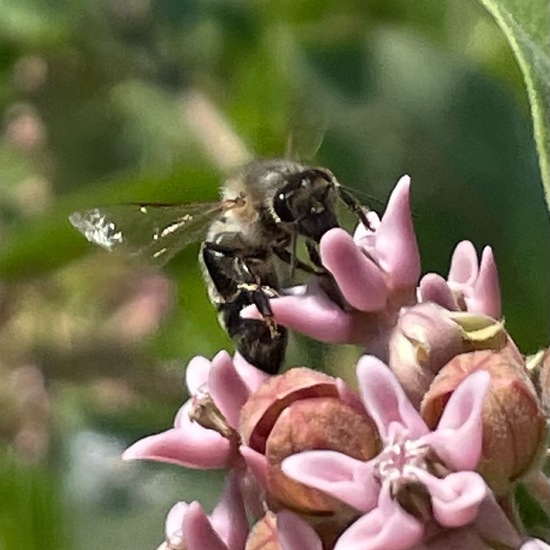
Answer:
xmin=476 ymin=0 xmax=550 ymax=208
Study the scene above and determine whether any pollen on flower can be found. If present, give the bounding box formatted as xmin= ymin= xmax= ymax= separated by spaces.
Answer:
xmin=372 ymin=432 xmax=431 ymax=492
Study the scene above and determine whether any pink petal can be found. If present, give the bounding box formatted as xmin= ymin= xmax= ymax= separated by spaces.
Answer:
xmin=320 ymin=228 xmax=388 ymax=311
xmin=336 ymin=377 xmax=370 ymax=415
xmin=172 ymin=403 xmax=189 ymax=429
xmin=520 ymin=540 xmax=550 ymax=549
xmin=281 ymin=450 xmax=379 ymax=512
xmin=182 ymin=502 xmax=228 ymax=550
xmin=418 ymin=273 xmax=458 ymax=311
xmin=466 ymin=246 xmax=501 ymax=318
xmin=209 ymin=351 xmax=250 ymax=429
xmin=448 ymin=241 xmax=478 ymax=287
xmin=277 ymin=511 xmax=323 ymax=550
xmin=122 ymin=412 xmax=232 ymax=469
xmin=233 ymin=353 xmax=269 ymax=392
xmin=185 ymin=355 xmax=213 ymax=394
xmin=422 ymin=370 xmax=490 ymax=471
xmin=357 ymin=356 xmax=428 ymax=440
xmin=374 ymin=175 xmax=420 ymax=289
xmin=210 ymin=473 xmax=248 ymax=550
xmin=240 ymin=445 xmax=269 ymax=490
xmin=335 ymin=487 xmax=423 ymax=550
xmin=240 ymin=279 xmax=364 ymax=344
xmin=415 ymin=470 xmax=487 ymax=527
xmin=165 ymin=501 xmax=190 ymax=539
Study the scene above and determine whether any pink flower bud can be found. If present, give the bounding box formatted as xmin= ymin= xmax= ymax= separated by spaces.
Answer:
xmin=388 ymin=303 xmax=465 ymax=408
xmin=527 ymin=348 xmax=550 ymax=414
xmin=421 ymin=350 xmax=548 ymax=495
xmin=240 ymin=368 xmax=380 ymax=514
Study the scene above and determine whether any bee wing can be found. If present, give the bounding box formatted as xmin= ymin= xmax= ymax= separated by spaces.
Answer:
xmin=69 ymin=202 xmax=223 ymax=266
xmin=285 ymin=99 xmax=327 ymax=162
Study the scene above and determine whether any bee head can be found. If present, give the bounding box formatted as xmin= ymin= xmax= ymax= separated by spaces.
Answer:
xmin=272 ymin=168 xmax=339 ymax=241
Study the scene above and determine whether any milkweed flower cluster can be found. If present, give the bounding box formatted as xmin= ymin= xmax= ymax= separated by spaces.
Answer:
xmin=123 ymin=176 xmax=549 ymax=550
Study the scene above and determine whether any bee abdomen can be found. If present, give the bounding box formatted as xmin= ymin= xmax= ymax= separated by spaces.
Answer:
xmin=219 ymin=302 xmax=287 ymax=375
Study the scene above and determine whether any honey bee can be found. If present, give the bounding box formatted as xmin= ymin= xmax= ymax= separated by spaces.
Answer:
xmin=69 ymin=158 xmax=372 ymax=374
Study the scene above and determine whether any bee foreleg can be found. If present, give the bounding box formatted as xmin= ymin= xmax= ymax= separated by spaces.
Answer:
xmin=305 ymin=240 xmax=351 ymax=311
xmin=337 ymin=186 xmax=373 ymax=230
xmin=272 ymin=246 xmax=323 ymax=276
xmin=305 ymin=240 xmax=323 ymax=269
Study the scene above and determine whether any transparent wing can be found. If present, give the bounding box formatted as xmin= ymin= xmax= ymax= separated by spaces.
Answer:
xmin=339 ymin=184 xmax=385 ymax=210
xmin=285 ymin=98 xmax=327 ymax=162
xmin=69 ymin=202 xmax=222 ymax=266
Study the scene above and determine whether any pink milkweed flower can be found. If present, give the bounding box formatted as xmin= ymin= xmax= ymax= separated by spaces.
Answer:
xmin=159 ymin=473 xmax=248 ymax=550
xmin=282 ymin=356 xmax=491 ymax=550
xmin=520 ymin=540 xmax=550 ymax=550
xmin=419 ymin=240 xmax=501 ymax=318
xmin=122 ymin=351 xmax=268 ymax=469
xmin=241 ymin=175 xmax=420 ymax=360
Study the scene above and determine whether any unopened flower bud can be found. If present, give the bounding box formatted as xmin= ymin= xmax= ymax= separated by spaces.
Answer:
xmin=541 ymin=349 xmax=550 ymax=413
xmin=526 ymin=348 xmax=550 ymax=414
xmin=389 ymin=302 xmax=465 ymax=408
xmin=389 ymin=303 xmax=510 ymax=409
xmin=421 ymin=349 xmax=548 ymax=495
xmin=240 ymin=367 xmax=380 ymax=514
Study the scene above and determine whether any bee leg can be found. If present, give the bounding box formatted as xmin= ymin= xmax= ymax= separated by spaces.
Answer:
xmin=201 ymin=241 xmax=286 ymax=374
xmin=273 ymin=247 xmax=323 ymax=276
xmin=289 ymin=231 xmax=298 ymax=280
xmin=233 ymin=262 xmax=281 ymax=339
xmin=202 ymin=241 xmax=279 ymax=333
xmin=305 ymin=240 xmax=323 ymax=269
xmin=305 ymin=240 xmax=350 ymax=311
xmin=221 ymin=300 xmax=287 ymax=375
xmin=337 ymin=186 xmax=374 ymax=230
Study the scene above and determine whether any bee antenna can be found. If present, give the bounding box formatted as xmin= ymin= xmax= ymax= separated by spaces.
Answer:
xmin=223 ymin=195 xmax=246 ymax=209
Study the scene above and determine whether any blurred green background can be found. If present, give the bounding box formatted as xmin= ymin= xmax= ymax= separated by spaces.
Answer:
xmin=0 ymin=0 xmax=548 ymax=548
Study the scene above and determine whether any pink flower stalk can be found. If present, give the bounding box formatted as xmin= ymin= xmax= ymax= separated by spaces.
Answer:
xmin=276 ymin=511 xmax=324 ymax=550
xmin=159 ymin=473 xmax=248 ymax=550
xmin=122 ymin=351 xmax=268 ymax=469
xmin=282 ymin=356 xmax=492 ymax=550
xmin=241 ymin=175 xmax=420 ymax=358
xmin=419 ymin=240 xmax=501 ymax=318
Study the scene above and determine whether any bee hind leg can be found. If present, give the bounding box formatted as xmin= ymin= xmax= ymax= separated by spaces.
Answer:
xmin=201 ymin=242 xmax=287 ymax=373
xmin=235 ymin=281 xmax=280 ymax=338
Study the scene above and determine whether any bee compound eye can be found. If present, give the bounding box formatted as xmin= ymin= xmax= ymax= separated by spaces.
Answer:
xmin=273 ymin=190 xmax=295 ymax=223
